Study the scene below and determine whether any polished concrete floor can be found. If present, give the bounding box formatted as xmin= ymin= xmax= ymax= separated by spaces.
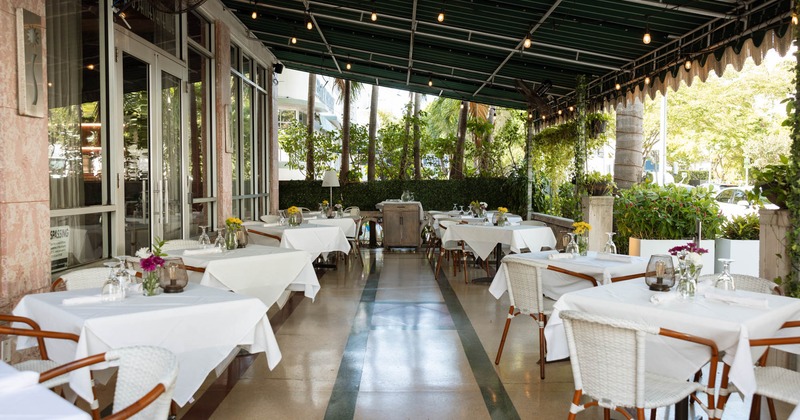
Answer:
xmin=206 ymin=249 xmax=791 ymax=420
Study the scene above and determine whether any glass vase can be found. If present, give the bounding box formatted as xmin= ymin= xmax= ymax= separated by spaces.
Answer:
xmin=288 ymin=212 xmax=303 ymax=226
xmin=225 ymin=227 xmax=238 ymax=250
xmin=496 ymin=213 xmax=507 ymax=227
xmin=677 ymin=263 xmax=701 ymax=299
xmin=577 ymin=233 xmax=589 ymax=256
xmin=236 ymin=228 xmax=249 ymax=248
xmin=142 ymin=271 xmax=161 ymax=296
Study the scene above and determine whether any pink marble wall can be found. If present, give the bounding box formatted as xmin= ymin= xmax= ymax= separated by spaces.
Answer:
xmin=0 ymin=0 xmax=50 ymax=315
xmin=214 ymin=21 xmax=232 ymax=226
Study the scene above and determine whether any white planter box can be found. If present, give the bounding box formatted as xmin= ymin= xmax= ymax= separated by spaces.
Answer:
xmin=629 ymin=238 xmax=715 ymax=275
xmin=715 ymin=239 xmax=759 ymax=277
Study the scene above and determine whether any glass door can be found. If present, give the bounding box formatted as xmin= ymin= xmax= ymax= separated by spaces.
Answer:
xmin=115 ymin=30 xmax=187 ymax=254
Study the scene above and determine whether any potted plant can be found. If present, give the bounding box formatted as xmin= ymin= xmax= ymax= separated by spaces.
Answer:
xmin=751 ymin=156 xmax=790 ymax=209
xmin=715 ymin=213 xmax=759 ymax=276
xmin=584 ymin=171 xmax=615 ymax=196
xmin=615 ymin=183 xmax=724 ymax=274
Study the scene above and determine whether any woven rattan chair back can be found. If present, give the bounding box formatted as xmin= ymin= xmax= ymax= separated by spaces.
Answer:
xmin=504 ymin=258 xmax=546 ymax=317
xmin=519 ymin=220 xmax=547 ymax=226
xmin=160 ymin=239 xmax=202 ymax=252
xmin=260 ymin=214 xmax=281 ymax=224
xmin=57 ymin=267 xmax=110 ymax=291
xmin=344 ymin=206 xmax=360 ymax=216
xmin=699 ymin=273 xmax=781 ymax=295
xmin=560 ymin=310 xmax=658 ymax=409
xmin=111 ymin=346 xmax=178 ymax=420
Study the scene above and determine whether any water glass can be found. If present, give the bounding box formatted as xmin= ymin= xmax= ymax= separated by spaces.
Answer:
xmin=214 ymin=227 xmax=226 ymax=249
xmin=198 ymin=226 xmax=210 ymax=247
xmin=101 ymin=277 xmax=123 ymax=302
xmin=715 ymin=259 xmax=736 ymax=291
xmin=603 ymin=232 xmax=617 ymax=254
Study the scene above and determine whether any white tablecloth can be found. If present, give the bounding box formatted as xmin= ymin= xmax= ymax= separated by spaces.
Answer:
xmin=168 ymin=245 xmax=320 ymax=305
xmin=13 ymin=284 xmax=281 ymax=407
xmin=489 ymin=251 xmax=649 ymax=300
xmin=543 ymin=280 xmax=800 ymax=399
xmin=0 ymin=361 xmax=90 ymax=420
xmin=248 ymin=224 xmax=350 ymax=261
xmin=308 ymin=217 xmax=357 ymax=237
xmin=441 ymin=224 xmax=557 ymax=260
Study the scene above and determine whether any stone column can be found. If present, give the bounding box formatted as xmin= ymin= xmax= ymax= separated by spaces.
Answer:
xmin=614 ymin=99 xmax=644 ymax=189
xmin=581 ymin=196 xmax=614 ymax=252
xmin=214 ymin=21 xmax=232 ymax=226
xmin=0 ymin=0 xmax=50 ymax=315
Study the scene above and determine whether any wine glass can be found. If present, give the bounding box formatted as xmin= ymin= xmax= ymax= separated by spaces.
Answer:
xmin=452 ymin=203 xmax=458 ymax=211
xmin=715 ymin=259 xmax=735 ymax=291
xmin=564 ymin=233 xmax=579 ymax=255
xmin=458 ymin=205 xmax=465 ymax=215
xmin=214 ymin=227 xmax=226 ymax=249
xmin=279 ymin=210 xmax=287 ymax=226
xmin=603 ymin=232 xmax=617 ymax=254
xmin=198 ymin=226 xmax=210 ymax=248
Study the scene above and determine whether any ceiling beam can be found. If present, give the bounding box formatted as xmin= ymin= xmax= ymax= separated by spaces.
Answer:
xmin=473 ymin=0 xmax=563 ymax=97
xmin=618 ymin=0 xmax=732 ymax=19
xmin=405 ymin=0 xmax=418 ymax=85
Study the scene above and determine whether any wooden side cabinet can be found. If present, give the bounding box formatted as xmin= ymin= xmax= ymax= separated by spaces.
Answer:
xmin=382 ymin=203 xmax=420 ymax=248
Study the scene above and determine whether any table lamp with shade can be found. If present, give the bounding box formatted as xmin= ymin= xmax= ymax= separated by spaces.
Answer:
xmin=322 ymin=170 xmax=340 ymax=205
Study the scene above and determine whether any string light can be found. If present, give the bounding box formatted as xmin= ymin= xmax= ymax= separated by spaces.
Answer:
xmin=437 ymin=9 xmax=445 ymax=22
xmin=371 ymin=10 xmax=377 ymax=21
xmin=346 ymin=62 xmax=352 ymax=70
xmin=86 ymin=64 xmax=95 ymax=70
xmin=523 ymin=36 xmax=531 ymax=48
xmin=251 ymin=10 xmax=257 ymax=19
xmin=684 ymin=59 xmax=692 ymax=70
xmin=557 ymin=109 xmax=562 ymax=115
xmin=428 ymin=76 xmax=433 ymax=87
xmin=642 ymin=22 xmax=651 ymax=44
xmin=291 ymin=36 xmax=297 ymax=44
xmin=306 ymin=11 xmax=313 ymax=30
xmin=644 ymin=75 xmax=651 ymax=85
xmin=793 ymin=12 xmax=799 ymax=25
xmin=615 ymin=82 xmax=621 ymax=90
xmin=527 ymin=112 xmax=533 ymax=120
xmin=568 ymin=106 xmax=574 ymax=112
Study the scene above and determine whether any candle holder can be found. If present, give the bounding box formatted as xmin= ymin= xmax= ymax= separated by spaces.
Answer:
xmin=159 ymin=257 xmax=189 ymax=293
xmin=645 ymin=254 xmax=675 ymax=292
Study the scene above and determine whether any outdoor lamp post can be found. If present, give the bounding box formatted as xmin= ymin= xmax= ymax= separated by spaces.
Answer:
xmin=322 ymin=170 xmax=339 ymax=204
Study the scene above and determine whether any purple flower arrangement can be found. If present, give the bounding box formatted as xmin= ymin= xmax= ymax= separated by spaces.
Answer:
xmin=668 ymin=241 xmax=708 ymax=256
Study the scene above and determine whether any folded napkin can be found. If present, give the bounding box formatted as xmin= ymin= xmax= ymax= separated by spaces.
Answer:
xmin=0 ymin=370 xmax=39 ymax=393
xmin=262 ymin=222 xmax=281 ymax=227
xmin=595 ymin=253 xmax=633 ymax=263
xmin=62 ymin=295 xmax=104 ymax=306
xmin=649 ymin=292 xmax=678 ymax=305
xmin=548 ymin=253 xmax=575 ymax=260
xmin=704 ymin=291 xmax=769 ymax=309
xmin=183 ymin=247 xmax=223 ymax=256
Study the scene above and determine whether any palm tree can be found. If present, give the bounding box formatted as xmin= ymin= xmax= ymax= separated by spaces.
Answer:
xmin=306 ymin=73 xmax=316 ymax=180
xmin=451 ymin=101 xmax=469 ymax=179
xmin=614 ymin=99 xmax=644 ymax=189
xmin=332 ymin=78 xmax=363 ymax=183
xmin=413 ymin=93 xmax=422 ymax=180
xmin=368 ymin=84 xmax=378 ymax=181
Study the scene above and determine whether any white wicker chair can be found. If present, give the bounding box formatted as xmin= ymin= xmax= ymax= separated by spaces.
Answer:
xmin=435 ymin=219 xmax=470 ymax=283
xmin=699 ymin=274 xmax=781 ymax=295
xmin=346 ymin=217 xmax=364 ymax=262
xmin=344 ymin=206 xmax=360 ymax=216
xmin=260 ymin=214 xmax=281 ymax=224
xmin=39 ymin=346 xmax=178 ymax=420
xmin=51 ymin=267 xmax=110 ymax=291
xmin=747 ymin=320 xmax=800 ymax=420
xmin=494 ymin=258 xmax=553 ymax=379
xmin=160 ymin=239 xmax=202 ymax=252
xmin=519 ymin=220 xmax=547 ymax=226
xmin=560 ymin=310 xmax=719 ymax=420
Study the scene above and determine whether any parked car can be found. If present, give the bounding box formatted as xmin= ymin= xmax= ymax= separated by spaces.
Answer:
xmin=714 ymin=187 xmax=778 ymax=220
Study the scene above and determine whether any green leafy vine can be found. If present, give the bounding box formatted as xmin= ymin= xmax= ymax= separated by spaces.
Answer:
xmin=786 ymin=0 xmax=800 ymax=297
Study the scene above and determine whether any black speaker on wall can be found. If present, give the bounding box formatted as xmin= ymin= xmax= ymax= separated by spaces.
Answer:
xmin=274 ymin=63 xmax=284 ymax=74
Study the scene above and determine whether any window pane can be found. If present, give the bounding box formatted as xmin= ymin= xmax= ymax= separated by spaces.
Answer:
xmin=50 ymin=213 xmax=105 ymax=271
xmin=242 ymin=55 xmax=252 ymax=81
xmin=188 ymin=48 xmax=210 ymax=199
xmin=47 ymin=0 xmax=103 ymax=209
xmin=114 ymin=3 xmax=179 ymax=57
xmin=230 ymin=75 xmax=239 ymax=196
xmin=191 ymin=201 xmax=213 ymax=238
xmin=187 ymin=11 xmax=210 ymax=48
xmin=242 ymin=83 xmax=253 ymax=198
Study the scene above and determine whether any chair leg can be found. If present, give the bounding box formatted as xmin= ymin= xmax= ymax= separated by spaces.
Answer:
xmin=537 ymin=320 xmax=546 ymax=380
xmin=603 ymin=408 xmax=611 ymax=420
xmin=767 ymin=397 xmax=777 ymax=420
xmin=716 ymin=363 xmax=732 ymax=415
xmin=463 ymin=252 xmax=469 ymax=284
xmin=636 ymin=408 xmax=645 ymax=420
xmin=495 ymin=306 xmax=514 ymax=365
xmin=435 ymin=249 xmax=445 ymax=279
xmin=749 ymin=394 xmax=761 ymax=420
xmin=650 ymin=408 xmax=656 ymax=420
xmin=567 ymin=390 xmax=583 ymax=420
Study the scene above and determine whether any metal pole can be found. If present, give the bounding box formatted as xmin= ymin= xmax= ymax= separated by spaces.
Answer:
xmin=659 ymin=94 xmax=668 ymax=185
xmin=526 ymin=116 xmax=534 ymax=221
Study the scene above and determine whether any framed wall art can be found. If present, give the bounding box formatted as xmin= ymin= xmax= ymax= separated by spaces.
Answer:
xmin=17 ymin=8 xmax=45 ymax=118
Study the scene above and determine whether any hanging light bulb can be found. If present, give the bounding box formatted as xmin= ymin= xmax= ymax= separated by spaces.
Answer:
xmin=251 ymin=10 xmax=257 ymax=19
xmin=793 ymin=12 xmax=799 ymax=25
xmin=542 ymin=114 xmax=546 ymax=120
xmin=523 ymin=36 xmax=531 ymax=48
xmin=371 ymin=10 xmax=378 ymax=21
xmin=642 ymin=22 xmax=651 ymax=45
xmin=615 ymin=82 xmax=621 ymax=90
xmin=557 ymin=109 xmax=562 ymax=115
xmin=684 ymin=59 xmax=692 ymax=70
xmin=346 ymin=62 xmax=352 ymax=70
xmin=428 ymin=77 xmax=433 ymax=87
xmin=568 ymin=105 xmax=574 ymax=112
xmin=306 ymin=13 xmax=313 ymax=30
xmin=644 ymin=75 xmax=651 ymax=85
xmin=437 ymin=9 xmax=445 ymax=22
xmin=291 ymin=36 xmax=297 ymax=44
xmin=527 ymin=112 xmax=533 ymax=120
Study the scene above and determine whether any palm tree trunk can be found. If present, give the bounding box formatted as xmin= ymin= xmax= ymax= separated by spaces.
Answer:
xmin=368 ymin=85 xmax=378 ymax=181
xmin=413 ymin=92 xmax=421 ymax=180
xmin=483 ymin=106 xmax=495 ymax=174
xmin=340 ymin=80 xmax=351 ymax=184
xmin=399 ymin=100 xmax=411 ymax=180
xmin=450 ymin=101 xmax=468 ymax=179
xmin=614 ymin=99 xmax=644 ymax=189
xmin=306 ymin=73 xmax=316 ymax=180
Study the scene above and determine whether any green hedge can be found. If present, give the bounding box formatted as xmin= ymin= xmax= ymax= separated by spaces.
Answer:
xmin=279 ymin=178 xmax=517 ymax=213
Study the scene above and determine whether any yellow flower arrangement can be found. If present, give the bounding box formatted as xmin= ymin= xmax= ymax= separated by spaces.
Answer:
xmin=497 ymin=207 xmax=508 ymax=214
xmin=572 ymin=221 xmax=591 ymax=235
xmin=226 ymin=217 xmax=243 ymax=231
xmin=322 ymin=200 xmax=329 ymax=206
xmin=286 ymin=206 xmax=301 ymax=215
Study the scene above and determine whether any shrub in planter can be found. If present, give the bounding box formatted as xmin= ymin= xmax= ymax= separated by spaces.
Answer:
xmin=584 ymin=171 xmax=615 ymax=197
xmin=721 ymin=213 xmax=760 ymax=240
xmin=751 ymin=156 xmax=791 ymax=209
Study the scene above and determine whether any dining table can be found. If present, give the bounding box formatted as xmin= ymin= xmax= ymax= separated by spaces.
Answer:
xmin=166 ymin=244 xmax=320 ymax=306
xmin=489 ymin=251 xmax=649 ymax=300
xmin=440 ymin=224 xmax=557 ymax=262
xmin=12 ymin=283 xmax=282 ymax=408
xmin=308 ymin=217 xmax=358 ymax=237
xmin=543 ymin=279 xmax=800 ymax=416
xmin=0 ymin=360 xmax=91 ymax=419
xmin=247 ymin=223 xmax=350 ymax=261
